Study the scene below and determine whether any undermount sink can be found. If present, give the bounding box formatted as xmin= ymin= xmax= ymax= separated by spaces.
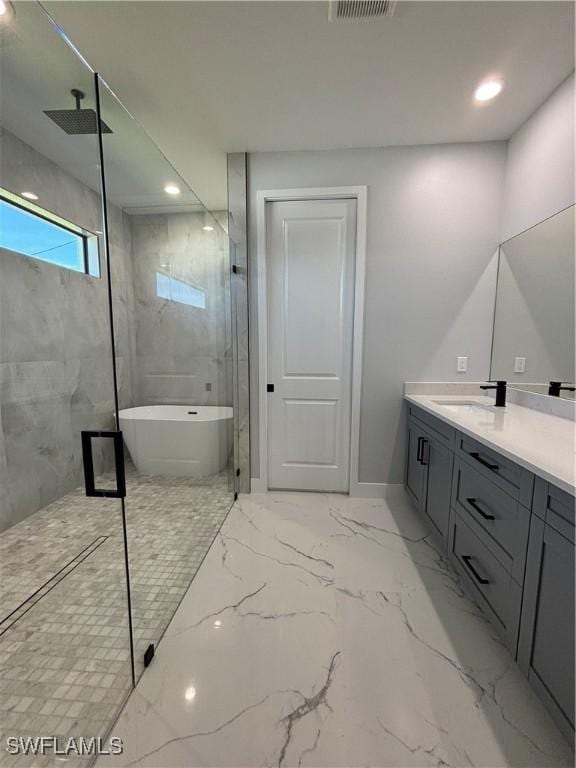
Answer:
xmin=431 ymin=399 xmax=481 ymax=406
xmin=431 ymin=399 xmax=495 ymax=412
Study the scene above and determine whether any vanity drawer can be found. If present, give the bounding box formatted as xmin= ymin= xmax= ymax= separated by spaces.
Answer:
xmin=450 ymin=511 xmax=522 ymax=653
xmin=452 ymin=458 xmax=530 ymax=583
xmin=456 ymin=434 xmax=534 ymax=507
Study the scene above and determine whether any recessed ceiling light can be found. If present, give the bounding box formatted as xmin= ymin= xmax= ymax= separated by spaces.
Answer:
xmin=164 ymin=183 xmax=180 ymax=196
xmin=202 ymin=225 xmax=214 ymax=232
xmin=21 ymin=191 xmax=39 ymax=201
xmin=184 ymin=686 xmax=196 ymax=702
xmin=474 ymin=78 xmax=504 ymax=103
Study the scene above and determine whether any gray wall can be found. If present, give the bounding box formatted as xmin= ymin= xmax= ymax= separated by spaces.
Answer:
xmin=491 ymin=73 xmax=575 ymax=390
xmin=501 ymin=73 xmax=575 ymax=241
xmin=247 ymin=142 xmax=506 ymax=485
xmin=129 ymin=211 xmax=231 ymax=408
xmin=0 ymin=128 xmax=135 ymax=531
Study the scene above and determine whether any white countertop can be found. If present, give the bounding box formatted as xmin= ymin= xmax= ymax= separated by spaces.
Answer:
xmin=405 ymin=393 xmax=576 ymax=496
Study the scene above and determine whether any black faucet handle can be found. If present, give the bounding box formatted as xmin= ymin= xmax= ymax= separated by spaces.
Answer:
xmin=549 ymin=381 xmax=576 ymax=396
xmin=480 ymin=380 xmax=507 ymax=390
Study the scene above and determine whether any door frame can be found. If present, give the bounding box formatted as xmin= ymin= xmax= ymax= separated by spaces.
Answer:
xmin=254 ymin=186 xmax=368 ymax=496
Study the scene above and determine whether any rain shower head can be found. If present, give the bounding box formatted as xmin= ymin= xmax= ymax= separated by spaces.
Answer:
xmin=44 ymin=89 xmax=112 ymax=135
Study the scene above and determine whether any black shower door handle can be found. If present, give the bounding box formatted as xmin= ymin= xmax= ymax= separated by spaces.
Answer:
xmin=81 ymin=430 xmax=126 ymax=499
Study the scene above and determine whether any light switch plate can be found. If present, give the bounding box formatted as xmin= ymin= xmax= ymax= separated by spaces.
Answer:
xmin=457 ymin=356 xmax=468 ymax=373
xmin=514 ymin=356 xmax=526 ymax=373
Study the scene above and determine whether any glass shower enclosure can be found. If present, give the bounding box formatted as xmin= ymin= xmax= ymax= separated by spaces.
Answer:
xmin=0 ymin=1 xmax=238 ymax=756
xmin=97 ymin=77 xmax=237 ymax=682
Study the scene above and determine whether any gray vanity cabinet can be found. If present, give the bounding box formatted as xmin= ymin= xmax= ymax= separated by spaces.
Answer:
xmin=404 ymin=402 xmax=575 ymax=744
xmin=423 ymin=438 xmax=453 ymax=547
xmin=449 ymin=508 xmax=523 ymax=653
xmin=452 ymin=457 xmax=530 ymax=583
xmin=406 ymin=406 xmax=454 ymax=549
xmin=405 ymin=416 xmax=428 ymax=507
xmin=517 ymin=479 xmax=575 ymax=742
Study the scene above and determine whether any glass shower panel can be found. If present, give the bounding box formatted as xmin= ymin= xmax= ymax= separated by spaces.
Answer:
xmin=96 ymin=78 xmax=236 ymax=680
xmin=0 ymin=2 xmax=134 ymax=756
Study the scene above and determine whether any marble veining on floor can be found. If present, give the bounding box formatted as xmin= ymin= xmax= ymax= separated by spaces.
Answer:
xmin=96 ymin=489 xmax=573 ymax=768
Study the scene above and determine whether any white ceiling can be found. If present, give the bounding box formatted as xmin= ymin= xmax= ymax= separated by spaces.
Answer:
xmin=34 ymin=1 xmax=576 ymax=209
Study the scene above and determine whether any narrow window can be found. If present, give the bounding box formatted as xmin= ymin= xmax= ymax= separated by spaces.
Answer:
xmin=0 ymin=188 xmax=100 ymax=277
xmin=156 ymin=271 xmax=206 ymax=309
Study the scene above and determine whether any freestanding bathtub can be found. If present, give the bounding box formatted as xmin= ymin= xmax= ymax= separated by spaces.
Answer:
xmin=118 ymin=405 xmax=233 ymax=478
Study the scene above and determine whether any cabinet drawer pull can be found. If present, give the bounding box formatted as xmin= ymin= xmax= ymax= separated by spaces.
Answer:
xmin=466 ymin=497 xmax=495 ymax=521
xmin=420 ymin=439 xmax=429 ymax=466
xmin=470 ymin=451 xmax=499 ymax=472
xmin=416 ymin=437 xmax=429 ymax=465
xmin=461 ymin=555 xmax=490 ymax=585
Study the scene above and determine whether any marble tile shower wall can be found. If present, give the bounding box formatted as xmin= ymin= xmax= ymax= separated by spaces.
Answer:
xmin=0 ymin=128 xmax=136 ymax=532
xmin=0 ymin=128 xmax=238 ymax=533
xmin=129 ymin=212 xmax=231 ymax=408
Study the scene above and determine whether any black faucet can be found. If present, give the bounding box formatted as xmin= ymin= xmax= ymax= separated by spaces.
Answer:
xmin=480 ymin=380 xmax=507 ymax=407
xmin=548 ymin=381 xmax=576 ymax=397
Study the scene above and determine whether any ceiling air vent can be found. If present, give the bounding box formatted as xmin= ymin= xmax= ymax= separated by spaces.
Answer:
xmin=328 ymin=0 xmax=397 ymax=21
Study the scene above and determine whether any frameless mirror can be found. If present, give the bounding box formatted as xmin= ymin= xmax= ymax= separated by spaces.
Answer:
xmin=490 ymin=205 xmax=575 ymax=399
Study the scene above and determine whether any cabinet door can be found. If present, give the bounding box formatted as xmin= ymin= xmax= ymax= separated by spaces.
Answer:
xmin=518 ymin=516 xmax=575 ymax=741
xmin=423 ymin=437 xmax=453 ymax=547
xmin=406 ymin=418 xmax=427 ymax=509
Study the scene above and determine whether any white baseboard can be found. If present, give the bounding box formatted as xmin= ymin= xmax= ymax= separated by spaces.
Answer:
xmin=250 ymin=479 xmax=401 ymax=499
xmin=349 ymin=482 xmax=392 ymax=499
xmin=249 ymin=477 xmax=268 ymax=493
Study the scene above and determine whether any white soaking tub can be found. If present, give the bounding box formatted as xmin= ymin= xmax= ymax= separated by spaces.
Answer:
xmin=118 ymin=405 xmax=233 ymax=478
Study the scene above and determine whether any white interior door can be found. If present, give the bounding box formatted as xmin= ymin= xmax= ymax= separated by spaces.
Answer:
xmin=267 ymin=198 xmax=356 ymax=491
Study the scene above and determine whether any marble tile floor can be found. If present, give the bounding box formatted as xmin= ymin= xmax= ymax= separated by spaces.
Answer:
xmin=94 ymin=489 xmax=573 ymax=768
xmin=0 ymin=468 xmax=234 ymax=768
